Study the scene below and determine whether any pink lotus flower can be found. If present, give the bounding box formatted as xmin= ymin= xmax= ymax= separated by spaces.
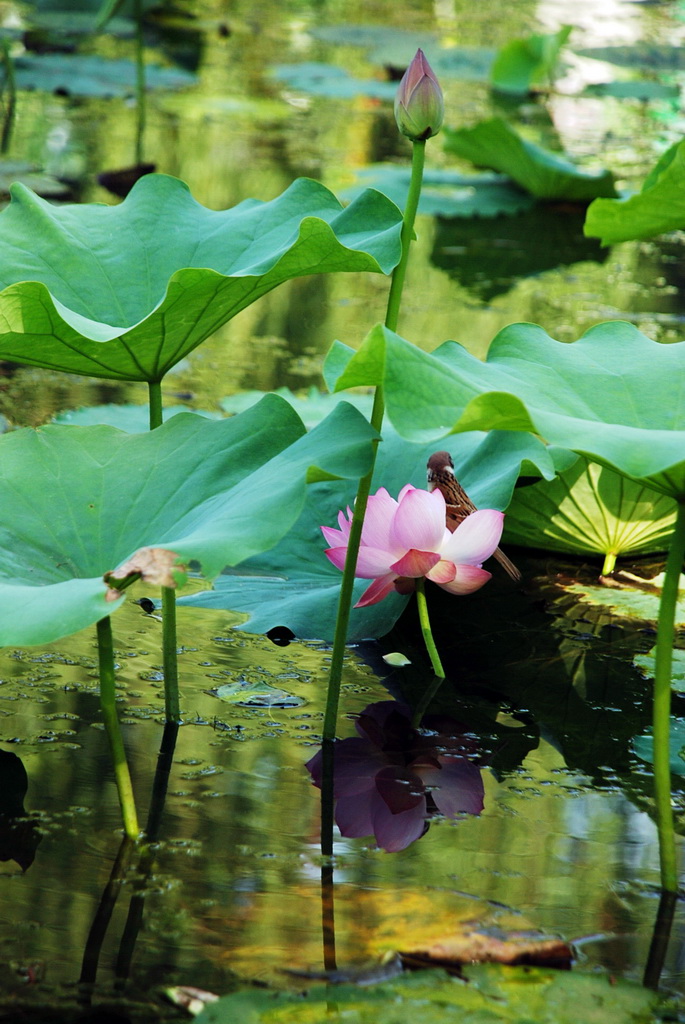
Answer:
xmin=322 ymin=485 xmax=504 ymax=607
xmin=306 ymin=701 xmax=484 ymax=853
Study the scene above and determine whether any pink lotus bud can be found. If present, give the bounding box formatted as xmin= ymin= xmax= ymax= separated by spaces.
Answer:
xmin=394 ymin=49 xmax=444 ymax=141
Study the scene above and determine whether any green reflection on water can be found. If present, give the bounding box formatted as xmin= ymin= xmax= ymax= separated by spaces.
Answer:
xmin=0 ymin=0 xmax=684 ymax=1012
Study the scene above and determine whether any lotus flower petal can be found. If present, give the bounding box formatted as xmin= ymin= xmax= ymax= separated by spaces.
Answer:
xmin=442 ymin=509 xmax=504 ymax=565
xmin=438 ymin=564 xmax=492 ymax=595
xmin=355 ymin=573 xmax=399 ymax=607
xmin=390 ymin=548 xmax=442 ymax=578
xmin=390 ymin=487 xmax=445 ymax=551
xmin=425 ymin=558 xmax=457 ymax=584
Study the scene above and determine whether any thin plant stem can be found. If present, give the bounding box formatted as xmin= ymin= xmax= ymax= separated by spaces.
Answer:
xmin=410 ymin=578 xmax=446 ymax=728
xmin=643 ymin=889 xmax=678 ymax=989
xmin=97 ymin=616 xmax=140 ymax=840
xmin=652 ymin=499 xmax=685 ymax=893
xmin=79 ymin=834 xmax=135 ymax=993
xmin=320 ymin=139 xmax=427 ymax=858
xmin=0 ymin=40 xmax=16 ymax=156
xmin=161 ymin=585 xmax=181 ymax=723
xmin=134 ymin=0 xmax=145 ymax=165
xmin=385 ymin=140 xmax=425 ymax=334
xmin=147 ymin=379 xmax=182 ymax=723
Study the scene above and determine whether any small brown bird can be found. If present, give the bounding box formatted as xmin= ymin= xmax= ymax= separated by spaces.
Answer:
xmin=426 ymin=450 xmax=521 ymax=582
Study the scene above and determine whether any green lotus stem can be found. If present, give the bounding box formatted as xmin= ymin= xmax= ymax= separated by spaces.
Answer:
xmin=148 ymin=379 xmax=163 ymax=431
xmin=601 ymin=552 xmax=617 ymax=575
xmin=320 ymin=138 xmax=427 ymax=858
xmin=96 ymin=616 xmax=140 ymax=840
xmin=384 ymin=140 xmax=425 ymax=334
xmin=134 ymin=0 xmax=146 ymax=165
xmin=652 ymin=499 xmax=685 ymax=893
xmin=160 ymin=585 xmax=181 ymax=723
xmin=146 ymin=379 xmax=182 ymax=724
xmin=410 ymin=578 xmax=446 ymax=728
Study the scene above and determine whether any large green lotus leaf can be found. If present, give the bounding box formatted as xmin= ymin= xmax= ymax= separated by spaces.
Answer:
xmin=0 ymin=396 xmax=378 ymax=646
xmin=195 ymin=964 xmax=658 ymax=1024
xmin=490 ymin=26 xmax=572 ymax=95
xmin=181 ymin=398 xmax=567 ymax=640
xmin=0 ymin=174 xmax=402 ymax=382
xmin=585 ymin=139 xmax=685 ymax=244
xmin=325 ymin=321 xmax=685 ymax=498
xmin=444 ymin=119 xmax=617 ymax=201
xmin=505 ymin=456 xmax=677 ymax=558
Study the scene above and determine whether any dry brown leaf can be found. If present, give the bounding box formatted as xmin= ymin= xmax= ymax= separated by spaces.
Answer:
xmin=400 ymin=927 xmax=573 ymax=971
xmin=105 ymin=547 xmax=185 ymax=590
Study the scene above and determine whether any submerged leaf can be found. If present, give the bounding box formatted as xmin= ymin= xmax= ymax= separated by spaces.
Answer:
xmin=633 ymin=718 xmax=685 ymax=775
xmin=0 ymin=174 xmax=402 ymax=382
xmin=194 ymin=963 xmax=659 ymax=1024
xmin=342 ymin=165 xmax=535 ymax=218
xmin=272 ymin=62 xmax=396 ymax=99
xmin=557 ymin=580 xmax=685 ymax=626
xmin=207 ymin=681 xmax=305 ymax=708
xmin=15 ymin=54 xmax=195 ymax=96
xmin=635 ymin=648 xmax=685 ymax=693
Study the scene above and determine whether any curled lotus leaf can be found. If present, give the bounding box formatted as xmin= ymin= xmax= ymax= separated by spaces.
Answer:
xmin=325 ymin=320 xmax=685 ymax=500
xmin=0 ymin=173 xmax=402 ymax=381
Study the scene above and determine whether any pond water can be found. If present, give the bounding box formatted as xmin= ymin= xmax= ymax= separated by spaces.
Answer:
xmin=2 ymin=0 xmax=685 ymax=1020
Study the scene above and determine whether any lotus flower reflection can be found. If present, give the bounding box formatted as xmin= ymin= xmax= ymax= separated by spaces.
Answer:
xmin=306 ymin=701 xmax=484 ymax=852
xmin=322 ymin=485 xmax=504 ymax=606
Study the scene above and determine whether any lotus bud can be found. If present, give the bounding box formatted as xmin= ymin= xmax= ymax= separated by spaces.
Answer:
xmin=394 ymin=48 xmax=444 ymax=141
